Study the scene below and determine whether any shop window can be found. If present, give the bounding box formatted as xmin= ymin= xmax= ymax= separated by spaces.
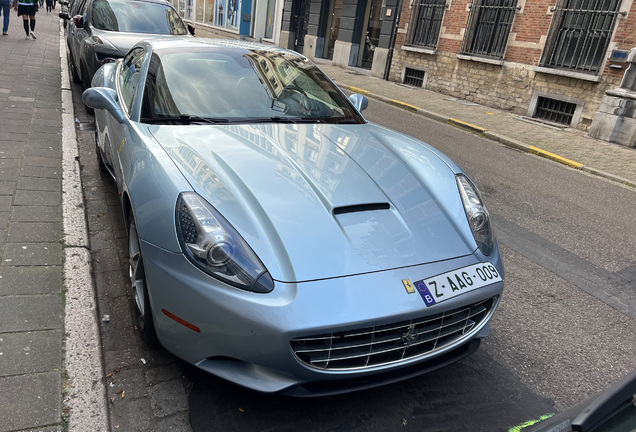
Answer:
xmin=264 ymin=0 xmax=276 ymax=39
xmin=539 ymin=0 xmax=622 ymax=74
xmin=461 ymin=0 xmax=518 ymax=59
xmin=202 ymin=0 xmax=240 ymax=29
xmin=406 ymin=0 xmax=447 ymax=49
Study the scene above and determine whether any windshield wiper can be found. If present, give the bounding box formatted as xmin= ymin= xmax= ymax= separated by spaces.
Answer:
xmin=141 ymin=115 xmax=230 ymax=125
xmin=247 ymin=116 xmax=327 ymax=124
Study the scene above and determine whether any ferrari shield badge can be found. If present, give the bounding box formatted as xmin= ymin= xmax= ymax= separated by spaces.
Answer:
xmin=402 ymin=279 xmax=416 ymax=294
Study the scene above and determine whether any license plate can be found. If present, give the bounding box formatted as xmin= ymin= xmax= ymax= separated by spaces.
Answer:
xmin=414 ymin=262 xmax=502 ymax=307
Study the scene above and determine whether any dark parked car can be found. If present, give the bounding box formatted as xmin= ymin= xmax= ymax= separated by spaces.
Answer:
xmin=60 ymin=0 xmax=193 ymax=91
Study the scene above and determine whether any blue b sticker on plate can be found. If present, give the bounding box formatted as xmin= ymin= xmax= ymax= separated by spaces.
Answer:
xmin=414 ymin=281 xmax=437 ymax=307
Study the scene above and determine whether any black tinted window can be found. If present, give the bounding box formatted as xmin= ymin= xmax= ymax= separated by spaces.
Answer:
xmin=92 ymin=0 xmax=187 ymax=34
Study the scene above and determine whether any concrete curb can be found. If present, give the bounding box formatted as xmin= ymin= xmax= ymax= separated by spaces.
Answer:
xmin=59 ymin=21 xmax=110 ymax=432
xmin=336 ymin=82 xmax=636 ymax=189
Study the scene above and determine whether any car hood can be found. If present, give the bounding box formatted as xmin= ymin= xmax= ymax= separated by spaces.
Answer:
xmin=149 ymin=122 xmax=476 ymax=283
xmin=93 ymin=29 xmax=187 ymax=55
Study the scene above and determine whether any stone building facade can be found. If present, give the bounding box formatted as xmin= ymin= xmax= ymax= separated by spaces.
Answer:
xmin=387 ymin=0 xmax=636 ymax=129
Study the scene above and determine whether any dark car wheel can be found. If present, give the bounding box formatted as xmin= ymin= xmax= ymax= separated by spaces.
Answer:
xmin=95 ymin=130 xmax=109 ymax=175
xmin=69 ymin=55 xmax=81 ymax=84
xmin=128 ymin=214 xmax=158 ymax=345
xmin=81 ymin=63 xmax=95 ymax=114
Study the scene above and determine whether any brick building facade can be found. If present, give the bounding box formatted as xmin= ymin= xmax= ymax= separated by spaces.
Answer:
xmin=387 ymin=0 xmax=636 ymax=129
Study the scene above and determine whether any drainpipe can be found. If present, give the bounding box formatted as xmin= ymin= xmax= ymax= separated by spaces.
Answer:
xmin=383 ymin=0 xmax=403 ymax=81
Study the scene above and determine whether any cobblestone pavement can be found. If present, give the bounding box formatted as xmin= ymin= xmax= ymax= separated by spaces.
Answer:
xmin=71 ymin=67 xmax=193 ymax=431
xmin=0 ymin=11 xmax=65 ymax=432
xmin=315 ymin=62 xmax=636 ymax=184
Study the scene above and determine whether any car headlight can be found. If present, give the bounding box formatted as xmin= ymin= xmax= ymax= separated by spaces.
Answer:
xmin=456 ymin=174 xmax=494 ymax=256
xmin=90 ymin=35 xmax=116 ymax=50
xmin=176 ymin=192 xmax=275 ymax=293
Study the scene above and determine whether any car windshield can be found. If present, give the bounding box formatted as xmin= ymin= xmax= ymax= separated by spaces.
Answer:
xmin=140 ymin=47 xmax=364 ymax=124
xmin=92 ymin=0 xmax=187 ymax=35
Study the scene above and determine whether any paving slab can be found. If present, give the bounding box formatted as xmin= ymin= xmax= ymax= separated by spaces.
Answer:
xmin=2 ymin=243 xmax=63 ymax=266
xmin=0 ymin=330 xmax=63 ymax=376
xmin=0 ymin=267 xmax=62 ymax=295
xmin=148 ymin=379 xmax=189 ymax=418
xmin=0 ymin=372 xmax=61 ymax=432
xmin=7 ymin=222 xmax=62 ymax=243
xmin=20 ymin=166 xmax=61 ymax=178
xmin=0 ymin=295 xmax=63 ymax=332
xmin=17 ymin=177 xmax=62 ymax=192
xmin=13 ymin=190 xmax=62 ymax=207
xmin=11 ymin=206 xmax=62 ymax=223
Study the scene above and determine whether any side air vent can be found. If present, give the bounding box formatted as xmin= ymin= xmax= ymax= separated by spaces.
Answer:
xmin=333 ymin=203 xmax=391 ymax=215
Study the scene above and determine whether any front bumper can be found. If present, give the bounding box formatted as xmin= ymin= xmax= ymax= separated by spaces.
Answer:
xmin=141 ymin=240 xmax=504 ymax=395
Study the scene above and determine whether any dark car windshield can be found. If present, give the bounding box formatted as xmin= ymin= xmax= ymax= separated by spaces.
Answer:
xmin=140 ymin=47 xmax=365 ymax=124
xmin=92 ymin=0 xmax=187 ymax=35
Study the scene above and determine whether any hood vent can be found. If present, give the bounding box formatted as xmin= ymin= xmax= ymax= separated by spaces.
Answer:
xmin=333 ymin=203 xmax=390 ymax=215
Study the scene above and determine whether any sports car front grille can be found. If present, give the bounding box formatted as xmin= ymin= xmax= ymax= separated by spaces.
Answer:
xmin=291 ymin=296 xmax=499 ymax=370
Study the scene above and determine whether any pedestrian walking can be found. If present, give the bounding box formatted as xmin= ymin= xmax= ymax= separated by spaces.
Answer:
xmin=45 ymin=0 xmax=52 ymax=13
xmin=14 ymin=0 xmax=37 ymax=40
xmin=1 ymin=0 xmax=11 ymax=35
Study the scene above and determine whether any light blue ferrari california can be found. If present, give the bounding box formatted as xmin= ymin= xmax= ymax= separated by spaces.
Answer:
xmin=83 ymin=38 xmax=504 ymax=396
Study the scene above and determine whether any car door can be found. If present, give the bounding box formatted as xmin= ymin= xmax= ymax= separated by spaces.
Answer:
xmin=71 ymin=0 xmax=91 ymax=82
xmin=107 ymin=47 xmax=147 ymax=194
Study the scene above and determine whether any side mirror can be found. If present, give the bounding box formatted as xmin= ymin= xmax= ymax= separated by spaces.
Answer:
xmin=72 ymin=14 xmax=84 ymax=27
xmin=83 ymin=87 xmax=126 ymax=124
xmin=187 ymin=23 xmax=195 ymax=36
xmin=59 ymin=11 xmax=70 ymax=19
xmin=349 ymin=93 xmax=368 ymax=112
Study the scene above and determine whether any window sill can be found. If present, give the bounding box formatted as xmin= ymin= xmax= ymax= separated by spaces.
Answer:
xmin=532 ymin=66 xmax=602 ymax=82
xmin=456 ymin=54 xmax=504 ymax=66
xmin=401 ymin=45 xmax=436 ymax=55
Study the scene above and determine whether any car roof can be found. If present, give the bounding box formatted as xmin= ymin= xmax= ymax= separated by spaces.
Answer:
xmin=143 ymin=38 xmax=305 ymax=59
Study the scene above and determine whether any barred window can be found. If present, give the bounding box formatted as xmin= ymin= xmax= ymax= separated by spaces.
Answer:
xmin=539 ymin=0 xmax=622 ymax=73
xmin=406 ymin=0 xmax=447 ymax=49
xmin=460 ymin=0 xmax=518 ymax=59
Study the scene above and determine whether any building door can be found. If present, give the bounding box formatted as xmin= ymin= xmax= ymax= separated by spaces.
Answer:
xmin=359 ymin=0 xmax=385 ymax=68
xmin=292 ymin=0 xmax=311 ymax=53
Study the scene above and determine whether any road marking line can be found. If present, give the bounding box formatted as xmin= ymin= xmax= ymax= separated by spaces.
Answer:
xmin=508 ymin=413 xmax=555 ymax=432
xmin=348 ymin=86 xmax=370 ymax=95
xmin=448 ymin=118 xmax=488 ymax=134
xmin=389 ymin=99 xmax=419 ymax=112
xmin=529 ymin=146 xmax=585 ymax=169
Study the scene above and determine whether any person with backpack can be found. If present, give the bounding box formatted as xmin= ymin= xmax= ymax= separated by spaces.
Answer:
xmin=14 ymin=0 xmax=37 ymax=40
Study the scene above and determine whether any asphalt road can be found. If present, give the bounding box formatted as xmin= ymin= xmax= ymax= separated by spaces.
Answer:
xmin=75 ymin=85 xmax=636 ymax=432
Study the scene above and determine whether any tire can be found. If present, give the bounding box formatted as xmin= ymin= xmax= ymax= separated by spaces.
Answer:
xmin=81 ymin=64 xmax=95 ymax=114
xmin=69 ymin=55 xmax=81 ymax=84
xmin=95 ymin=130 xmax=109 ymax=175
xmin=128 ymin=214 xmax=158 ymax=345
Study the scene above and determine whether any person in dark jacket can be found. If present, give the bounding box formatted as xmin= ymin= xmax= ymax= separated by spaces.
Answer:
xmin=45 ymin=0 xmax=52 ymax=13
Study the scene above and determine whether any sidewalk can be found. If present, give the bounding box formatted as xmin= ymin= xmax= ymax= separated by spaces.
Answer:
xmin=315 ymin=62 xmax=636 ymax=186
xmin=0 ymin=12 xmax=65 ymax=432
